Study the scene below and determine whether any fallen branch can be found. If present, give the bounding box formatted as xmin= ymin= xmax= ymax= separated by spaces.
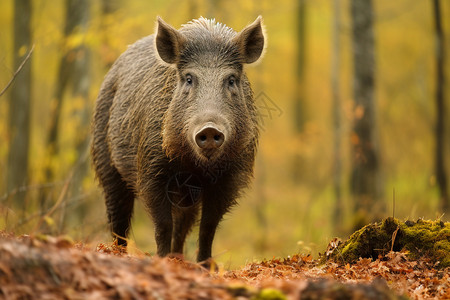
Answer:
xmin=0 ymin=44 xmax=35 ymax=97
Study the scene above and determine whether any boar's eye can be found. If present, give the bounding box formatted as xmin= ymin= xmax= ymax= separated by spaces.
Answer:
xmin=228 ymin=76 xmax=236 ymax=87
xmin=186 ymin=74 xmax=193 ymax=85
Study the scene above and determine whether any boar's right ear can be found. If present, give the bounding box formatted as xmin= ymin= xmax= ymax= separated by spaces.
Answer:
xmin=233 ymin=16 xmax=266 ymax=64
xmin=155 ymin=17 xmax=186 ymax=64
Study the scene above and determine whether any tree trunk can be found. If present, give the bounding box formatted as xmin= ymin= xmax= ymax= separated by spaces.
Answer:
xmin=292 ymin=0 xmax=308 ymax=182
xmin=432 ymin=0 xmax=449 ymax=214
xmin=252 ymin=0 xmax=267 ymax=255
xmin=101 ymin=0 xmax=121 ymax=68
xmin=41 ymin=0 xmax=90 ymax=222
xmin=62 ymin=0 xmax=91 ymax=232
xmin=294 ymin=0 xmax=307 ymax=133
xmin=331 ymin=0 xmax=343 ymax=230
xmin=8 ymin=0 xmax=32 ymax=212
xmin=350 ymin=0 xmax=382 ymax=229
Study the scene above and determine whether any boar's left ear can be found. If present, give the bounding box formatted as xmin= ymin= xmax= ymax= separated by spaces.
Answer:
xmin=233 ymin=16 xmax=265 ymax=64
xmin=155 ymin=17 xmax=186 ymax=64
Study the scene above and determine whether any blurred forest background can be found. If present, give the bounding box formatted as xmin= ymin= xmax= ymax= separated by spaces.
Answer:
xmin=1 ymin=0 xmax=449 ymax=268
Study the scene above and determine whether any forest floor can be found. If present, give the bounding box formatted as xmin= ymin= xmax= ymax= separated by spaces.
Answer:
xmin=1 ymin=219 xmax=449 ymax=300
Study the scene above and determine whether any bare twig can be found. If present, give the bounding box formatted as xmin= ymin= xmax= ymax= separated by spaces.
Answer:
xmin=392 ymin=188 xmax=395 ymax=218
xmin=0 ymin=181 xmax=64 ymax=203
xmin=33 ymin=170 xmax=74 ymax=233
xmin=13 ymin=190 xmax=95 ymax=230
xmin=0 ymin=44 xmax=35 ymax=97
xmin=391 ymin=226 xmax=400 ymax=252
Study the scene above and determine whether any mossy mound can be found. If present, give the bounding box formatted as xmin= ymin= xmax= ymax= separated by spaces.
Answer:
xmin=325 ymin=217 xmax=450 ymax=268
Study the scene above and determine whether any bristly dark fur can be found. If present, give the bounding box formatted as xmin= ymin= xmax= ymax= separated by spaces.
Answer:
xmin=177 ymin=18 xmax=243 ymax=70
xmin=91 ymin=16 xmax=264 ymax=264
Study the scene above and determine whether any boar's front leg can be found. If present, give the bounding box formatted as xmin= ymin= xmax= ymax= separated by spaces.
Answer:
xmin=146 ymin=189 xmax=173 ymax=257
xmin=197 ymin=191 xmax=233 ymax=264
xmin=171 ymin=206 xmax=199 ymax=254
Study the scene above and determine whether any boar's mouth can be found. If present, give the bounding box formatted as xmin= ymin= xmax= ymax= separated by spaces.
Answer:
xmin=192 ymin=142 xmax=228 ymax=165
xmin=196 ymin=147 xmax=223 ymax=161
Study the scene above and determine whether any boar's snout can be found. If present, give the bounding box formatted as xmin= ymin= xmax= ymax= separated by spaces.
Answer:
xmin=195 ymin=124 xmax=225 ymax=150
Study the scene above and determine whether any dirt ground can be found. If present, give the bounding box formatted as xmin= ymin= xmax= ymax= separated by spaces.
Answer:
xmin=0 ymin=228 xmax=449 ymax=300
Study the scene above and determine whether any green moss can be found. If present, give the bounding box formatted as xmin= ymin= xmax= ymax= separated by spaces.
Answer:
xmin=326 ymin=217 xmax=450 ymax=268
xmin=227 ymin=285 xmax=287 ymax=300
xmin=399 ymin=218 xmax=450 ymax=267
xmin=253 ymin=288 xmax=287 ymax=300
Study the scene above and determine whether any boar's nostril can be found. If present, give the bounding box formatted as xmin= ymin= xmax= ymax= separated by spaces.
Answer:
xmin=195 ymin=126 xmax=225 ymax=149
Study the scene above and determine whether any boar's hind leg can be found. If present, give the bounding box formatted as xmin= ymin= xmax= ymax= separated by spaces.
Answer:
xmin=92 ymin=74 xmax=134 ymax=246
xmin=171 ymin=207 xmax=199 ymax=254
xmin=103 ymin=168 xmax=135 ymax=246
